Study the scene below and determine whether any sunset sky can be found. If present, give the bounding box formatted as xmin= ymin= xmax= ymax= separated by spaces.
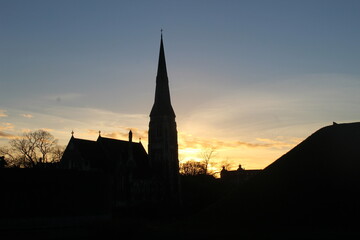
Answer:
xmin=1 ymin=0 xmax=360 ymax=171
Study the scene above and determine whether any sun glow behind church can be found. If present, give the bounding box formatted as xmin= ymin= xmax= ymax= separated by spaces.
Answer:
xmin=1 ymin=1 xmax=360 ymax=174
xmin=47 ymin=122 xmax=300 ymax=172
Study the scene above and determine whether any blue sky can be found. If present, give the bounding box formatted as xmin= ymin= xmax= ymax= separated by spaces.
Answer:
xmin=1 ymin=0 xmax=360 ymax=169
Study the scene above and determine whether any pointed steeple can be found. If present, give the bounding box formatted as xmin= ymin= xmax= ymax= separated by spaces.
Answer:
xmin=150 ymin=33 xmax=175 ymax=117
xmin=148 ymin=32 xmax=180 ymax=204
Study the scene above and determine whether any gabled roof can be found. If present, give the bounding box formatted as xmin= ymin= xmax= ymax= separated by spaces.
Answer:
xmin=70 ymin=138 xmax=100 ymax=159
xmin=97 ymin=136 xmax=129 ymax=161
xmin=97 ymin=136 xmax=150 ymax=177
xmin=62 ymin=137 xmax=105 ymax=169
xmin=61 ymin=135 xmax=149 ymax=177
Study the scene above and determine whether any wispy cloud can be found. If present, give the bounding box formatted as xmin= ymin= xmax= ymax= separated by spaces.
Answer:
xmin=40 ymin=105 xmax=148 ymax=128
xmin=0 ymin=123 xmax=16 ymax=139
xmin=1 ymin=104 xmax=149 ymax=144
xmin=39 ymin=128 xmax=54 ymax=132
xmin=178 ymin=132 xmax=297 ymax=151
xmin=235 ymin=138 xmax=296 ymax=149
xmin=20 ymin=128 xmax=32 ymax=133
xmin=0 ymin=131 xmax=16 ymax=139
xmin=0 ymin=109 xmax=7 ymax=118
xmin=21 ymin=114 xmax=33 ymax=118
xmin=0 ymin=122 xmax=14 ymax=131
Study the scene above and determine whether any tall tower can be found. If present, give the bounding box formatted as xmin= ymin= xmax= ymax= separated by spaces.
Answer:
xmin=148 ymin=33 xmax=180 ymax=203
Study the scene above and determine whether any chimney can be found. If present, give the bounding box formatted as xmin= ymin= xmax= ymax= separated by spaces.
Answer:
xmin=129 ymin=130 xmax=133 ymax=143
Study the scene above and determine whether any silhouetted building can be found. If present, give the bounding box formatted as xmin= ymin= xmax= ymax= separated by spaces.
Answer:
xmin=61 ymin=131 xmax=153 ymax=206
xmin=220 ymin=164 xmax=262 ymax=184
xmin=60 ymin=34 xmax=180 ymax=207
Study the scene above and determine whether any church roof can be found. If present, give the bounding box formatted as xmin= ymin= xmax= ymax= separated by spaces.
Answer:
xmin=97 ymin=136 xmax=149 ymax=174
xmin=66 ymin=137 xmax=105 ymax=169
xmin=97 ymin=136 xmax=129 ymax=161
xmin=150 ymin=34 xmax=176 ymax=118
xmin=61 ymin=136 xmax=149 ymax=176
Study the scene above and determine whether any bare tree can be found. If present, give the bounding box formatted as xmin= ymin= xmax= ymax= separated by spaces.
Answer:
xmin=199 ymin=147 xmax=217 ymax=175
xmin=51 ymin=145 xmax=65 ymax=163
xmin=180 ymin=160 xmax=206 ymax=176
xmin=9 ymin=137 xmax=37 ymax=167
xmin=2 ymin=130 xmax=61 ymax=167
xmin=33 ymin=130 xmax=58 ymax=163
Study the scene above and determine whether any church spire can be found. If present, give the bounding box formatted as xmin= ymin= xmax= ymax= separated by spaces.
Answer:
xmin=148 ymin=33 xmax=180 ymax=204
xmin=150 ymin=33 xmax=175 ymax=118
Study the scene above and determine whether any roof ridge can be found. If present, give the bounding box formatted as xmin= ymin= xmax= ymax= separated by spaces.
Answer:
xmin=73 ymin=137 xmax=96 ymax=142
xmin=98 ymin=136 xmax=128 ymax=142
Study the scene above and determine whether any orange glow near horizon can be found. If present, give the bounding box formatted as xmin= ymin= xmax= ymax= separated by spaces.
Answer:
xmin=58 ymin=128 xmax=301 ymax=172
xmin=1 ymin=125 xmax=301 ymax=174
xmin=176 ymin=131 xmax=301 ymax=172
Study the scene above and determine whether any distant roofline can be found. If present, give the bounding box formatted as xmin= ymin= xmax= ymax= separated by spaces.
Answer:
xmin=71 ymin=137 xmax=96 ymax=143
xmin=98 ymin=136 xmax=143 ymax=145
xmin=222 ymin=169 xmax=263 ymax=172
xmin=71 ymin=135 xmax=143 ymax=145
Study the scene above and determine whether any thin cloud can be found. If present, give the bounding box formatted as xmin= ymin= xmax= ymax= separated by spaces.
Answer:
xmin=38 ymin=105 xmax=148 ymax=130
xmin=21 ymin=114 xmax=33 ymax=118
xmin=103 ymin=132 xmax=123 ymax=139
xmin=39 ymin=128 xmax=54 ymax=132
xmin=178 ymin=132 xmax=297 ymax=151
xmin=87 ymin=129 xmax=124 ymax=139
xmin=0 ymin=131 xmax=16 ymax=139
xmin=0 ymin=109 xmax=7 ymax=118
xmin=20 ymin=128 xmax=32 ymax=133
xmin=0 ymin=123 xmax=16 ymax=139
xmin=0 ymin=122 xmax=14 ymax=130
xmin=233 ymin=140 xmax=292 ymax=149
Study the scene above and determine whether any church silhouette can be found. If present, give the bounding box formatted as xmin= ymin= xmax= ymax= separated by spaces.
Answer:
xmin=60 ymin=34 xmax=181 ymax=207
